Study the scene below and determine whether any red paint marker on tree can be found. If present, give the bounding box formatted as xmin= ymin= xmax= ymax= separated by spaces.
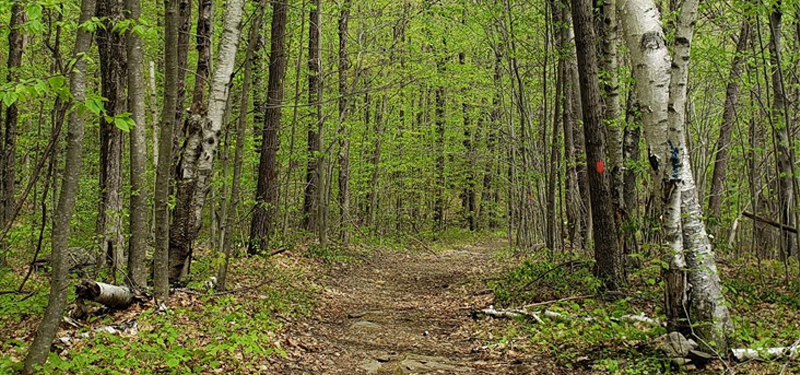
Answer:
xmin=596 ymin=160 xmax=605 ymax=173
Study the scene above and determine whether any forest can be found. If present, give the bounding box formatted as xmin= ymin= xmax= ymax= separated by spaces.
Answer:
xmin=0 ymin=0 xmax=799 ymax=372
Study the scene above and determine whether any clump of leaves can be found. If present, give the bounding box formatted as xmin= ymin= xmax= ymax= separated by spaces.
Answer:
xmin=491 ymin=255 xmax=600 ymax=306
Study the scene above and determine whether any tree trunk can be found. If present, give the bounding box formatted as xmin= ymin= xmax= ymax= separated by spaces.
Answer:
xmin=22 ymin=0 xmax=94 ymax=368
xmin=618 ymin=0 xmax=732 ymax=351
xmin=460 ymin=51 xmax=476 ymax=232
xmin=337 ymin=0 xmax=353 ymax=243
xmin=433 ymin=44 xmax=446 ymax=231
xmin=768 ymin=2 xmax=796 ymax=259
xmin=96 ymin=0 xmax=127 ymax=280
xmin=622 ymin=90 xmax=642 ymax=255
xmin=367 ymin=94 xmax=386 ymax=231
xmin=249 ymin=0 xmax=287 ymax=255
xmin=571 ymin=0 xmax=623 ymax=289
xmin=169 ymin=0 xmax=214 ymax=283
xmin=153 ymin=0 xmax=181 ymax=302
xmin=169 ymin=0 xmax=245 ymax=283
xmin=302 ymin=0 xmax=322 ymax=232
xmin=597 ymin=0 xmax=623 ymax=212
xmin=125 ymin=0 xmax=148 ymax=289
xmin=481 ymin=46 xmax=503 ymax=231
xmin=216 ymin=0 xmax=267 ymax=289
xmin=172 ymin=0 xmax=191 ymax=153
xmin=669 ymin=0 xmax=733 ymax=351
xmin=0 ymin=1 xmax=26 ymax=241
xmin=707 ymin=19 xmax=751 ymax=229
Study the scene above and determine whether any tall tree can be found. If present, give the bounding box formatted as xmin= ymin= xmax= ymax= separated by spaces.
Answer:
xmin=249 ymin=0 xmax=288 ymax=254
xmin=169 ymin=0 xmax=245 ymax=282
xmin=95 ymin=0 xmax=127 ymax=278
xmin=767 ymin=0 xmax=796 ymax=258
xmin=125 ymin=0 xmax=149 ymax=289
xmin=22 ymin=0 xmax=95 ymax=368
xmin=337 ymin=0 xmax=353 ymax=243
xmin=154 ymin=0 xmax=181 ymax=302
xmin=707 ymin=19 xmax=751 ymax=229
xmin=1 ymin=1 xmax=26 ymax=238
xmin=219 ymin=0 xmax=267 ymax=288
xmin=169 ymin=0 xmax=214 ymax=282
xmin=618 ymin=0 xmax=732 ymax=350
xmin=302 ymin=0 xmax=323 ymax=233
xmin=571 ymin=0 xmax=623 ymax=288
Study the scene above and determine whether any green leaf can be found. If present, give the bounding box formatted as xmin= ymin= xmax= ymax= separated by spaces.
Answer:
xmin=2 ymin=92 xmax=18 ymax=107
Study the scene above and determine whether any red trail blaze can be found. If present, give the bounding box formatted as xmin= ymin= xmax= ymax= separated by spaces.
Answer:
xmin=596 ymin=160 xmax=605 ymax=174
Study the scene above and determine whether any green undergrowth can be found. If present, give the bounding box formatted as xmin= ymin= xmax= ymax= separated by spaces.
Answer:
xmin=487 ymin=250 xmax=800 ymax=374
xmin=0 ymin=251 xmax=316 ymax=374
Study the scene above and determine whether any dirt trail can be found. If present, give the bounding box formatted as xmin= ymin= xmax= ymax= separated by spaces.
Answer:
xmin=272 ymin=240 xmax=534 ymax=374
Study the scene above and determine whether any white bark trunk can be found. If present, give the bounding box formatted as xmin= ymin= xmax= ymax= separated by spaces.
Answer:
xmin=617 ymin=0 xmax=685 ymax=327
xmin=618 ymin=0 xmax=731 ymax=351
xmin=192 ymin=0 xmax=244 ymax=200
xmin=668 ymin=0 xmax=732 ymax=350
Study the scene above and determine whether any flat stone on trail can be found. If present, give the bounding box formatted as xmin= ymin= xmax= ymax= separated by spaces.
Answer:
xmin=351 ymin=320 xmax=381 ymax=329
xmin=360 ymin=359 xmax=383 ymax=374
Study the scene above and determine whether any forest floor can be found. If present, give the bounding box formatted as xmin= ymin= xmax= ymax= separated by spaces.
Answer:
xmin=268 ymin=238 xmax=542 ymax=374
xmin=4 ymin=234 xmax=800 ymax=374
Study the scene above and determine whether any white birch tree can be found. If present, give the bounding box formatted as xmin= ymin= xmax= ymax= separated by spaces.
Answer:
xmin=617 ymin=0 xmax=732 ymax=351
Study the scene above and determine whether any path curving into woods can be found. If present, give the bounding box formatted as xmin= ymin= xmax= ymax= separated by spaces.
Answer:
xmin=270 ymin=240 xmax=548 ymax=375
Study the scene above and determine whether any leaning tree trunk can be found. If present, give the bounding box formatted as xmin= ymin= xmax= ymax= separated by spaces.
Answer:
xmin=95 ymin=0 xmax=127 ymax=280
xmin=169 ymin=0 xmax=214 ymax=283
xmin=22 ymin=0 xmax=94 ymax=369
xmin=618 ymin=0 xmax=732 ymax=351
xmin=668 ymin=0 xmax=733 ymax=351
xmin=249 ymin=0 xmax=288 ymax=254
xmin=169 ymin=0 xmax=244 ymax=282
xmin=571 ymin=0 xmax=623 ymax=289
xmin=707 ymin=19 xmax=751 ymax=230
xmin=125 ymin=0 xmax=148 ymax=289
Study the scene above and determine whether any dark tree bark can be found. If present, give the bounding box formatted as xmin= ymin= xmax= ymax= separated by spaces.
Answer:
xmin=480 ymin=46 xmax=503 ymax=231
xmin=172 ymin=0 xmax=191 ymax=153
xmin=460 ymin=50 xmax=476 ymax=232
xmin=125 ymin=0 xmax=148 ymax=289
xmin=95 ymin=0 xmax=127 ymax=280
xmin=622 ymin=90 xmax=641 ymax=256
xmin=768 ymin=2 xmax=796 ymax=258
xmin=154 ymin=0 xmax=180 ymax=302
xmin=337 ymin=0 xmax=353 ymax=243
xmin=433 ymin=48 xmax=446 ymax=231
xmin=571 ymin=0 xmax=622 ymax=289
xmin=22 ymin=0 xmax=94 ymax=369
xmin=249 ymin=0 xmax=288 ymax=254
xmin=707 ymin=19 xmax=751 ymax=228
xmin=0 ymin=2 xmax=26 ymax=238
xmin=367 ymin=95 xmax=386 ymax=230
xmin=302 ymin=0 xmax=322 ymax=232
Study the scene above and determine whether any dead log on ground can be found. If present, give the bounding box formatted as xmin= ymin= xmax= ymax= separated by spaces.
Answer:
xmin=76 ymin=281 xmax=134 ymax=309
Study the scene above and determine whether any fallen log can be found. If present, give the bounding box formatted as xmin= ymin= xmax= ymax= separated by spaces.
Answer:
xmin=731 ymin=346 xmax=800 ymax=361
xmin=76 ymin=281 xmax=134 ymax=309
xmin=479 ymin=306 xmax=543 ymax=323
